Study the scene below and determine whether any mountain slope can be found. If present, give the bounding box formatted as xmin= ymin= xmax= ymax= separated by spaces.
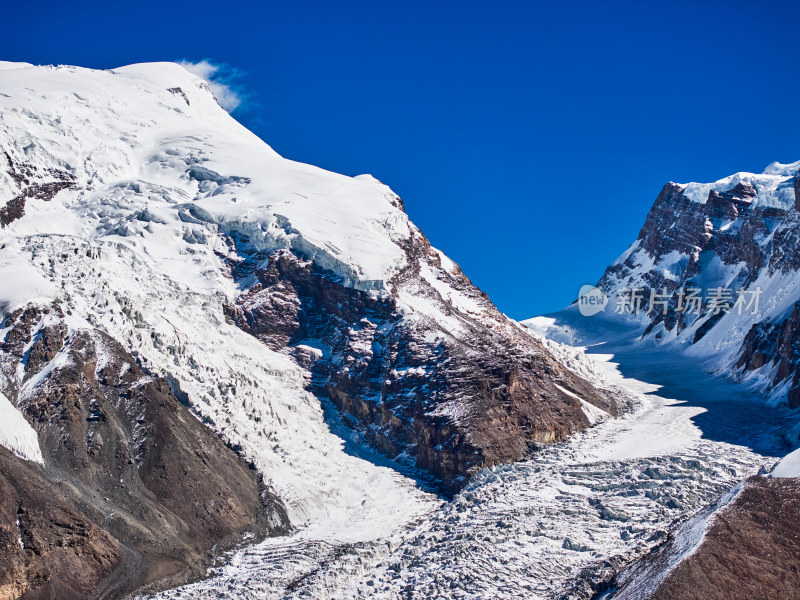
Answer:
xmin=0 ymin=61 xmax=613 ymax=490
xmin=606 ymin=474 xmax=800 ymax=600
xmin=0 ymin=60 xmax=614 ymax=597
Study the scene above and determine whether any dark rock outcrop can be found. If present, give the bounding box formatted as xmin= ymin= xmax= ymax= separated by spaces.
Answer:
xmin=794 ymin=170 xmax=800 ymax=212
xmin=0 ymin=303 xmax=291 ymax=599
xmin=736 ymin=302 xmax=800 ymax=408
xmin=0 ymin=151 xmax=76 ymax=227
xmin=224 ymin=228 xmax=615 ymax=494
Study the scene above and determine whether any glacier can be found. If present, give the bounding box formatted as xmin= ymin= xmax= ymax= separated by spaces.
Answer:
xmin=143 ymin=308 xmax=788 ymax=599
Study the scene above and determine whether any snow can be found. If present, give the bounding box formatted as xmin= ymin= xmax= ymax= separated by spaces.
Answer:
xmin=0 ymin=61 xmax=33 ymax=71
xmin=19 ymin=341 xmax=74 ymax=403
xmin=762 ymin=159 xmax=800 ymax=177
xmin=528 ymin=312 xmax=710 ymax=462
xmin=0 ymin=262 xmax=57 ymax=310
xmin=555 ymin=383 xmax=609 ymax=425
xmin=679 ymin=160 xmax=799 ymax=209
xmin=0 ymin=391 xmax=43 ymax=463
xmin=771 ymin=448 xmax=800 ymax=478
xmin=0 ymin=61 xmax=414 ymax=292
xmin=526 ymin=308 xmax=793 ymax=457
xmin=15 ymin=518 xmax=24 ymax=549
xmin=418 ymin=262 xmax=484 ymax=315
xmin=655 ymin=250 xmax=690 ymax=282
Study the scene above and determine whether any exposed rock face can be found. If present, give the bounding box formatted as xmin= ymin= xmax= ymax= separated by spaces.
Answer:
xmin=0 ymin=304 xmax=290 ymax=599
xmin=0 ymin=150 xmax=76 ymax=227
xmin=224 ymin=229 xmax=615 ymax=493
xmin=736 ymin=301 xmax=800 ymax=407
xmin=595 ymin=160 xmax=800 ymax=407
xmin=603 ymin=181 xmax=787 ymax=337
xmin=0 ymin=447 xmax=122 ymax=600
xmin=608 ymin=476 xmax=800 ymax=600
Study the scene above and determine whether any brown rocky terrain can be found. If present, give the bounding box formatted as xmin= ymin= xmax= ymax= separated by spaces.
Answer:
xmin=607 ymin=476 xmax=800 ymax=600
xmin=0 ymin=303 xmax=290 ymax=599
xmin=650 ymin=476 xmax=800 ymax=600
xmin=0 ymin=446 xmax=122 ymax=600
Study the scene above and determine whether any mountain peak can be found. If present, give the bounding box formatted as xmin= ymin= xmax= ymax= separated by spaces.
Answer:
xmin=676 ymin=159 xmax=799 ymax=209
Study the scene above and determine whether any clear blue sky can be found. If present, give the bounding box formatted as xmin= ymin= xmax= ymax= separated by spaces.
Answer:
xmin=3 ymin=1 xmax=798 ymax=318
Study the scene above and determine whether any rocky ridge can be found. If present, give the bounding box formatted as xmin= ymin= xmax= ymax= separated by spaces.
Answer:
xmin=595 ymin=160 xmax=800 ymax=417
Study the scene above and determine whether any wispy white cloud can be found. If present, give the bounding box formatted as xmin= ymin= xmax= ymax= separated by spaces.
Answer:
xmin=177 ymin=59 xmax=247 ymax=112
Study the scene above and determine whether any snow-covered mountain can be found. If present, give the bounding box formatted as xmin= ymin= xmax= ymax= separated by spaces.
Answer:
xmin=9 ymin=58 xmax=795 ymax=600
xmin=594 ymin=160 xmax=800 ymax=409
xmin=524 ymin=159 xmax=800 ymax=600
xmin=0 ymin=60 xmax=616 ymax=597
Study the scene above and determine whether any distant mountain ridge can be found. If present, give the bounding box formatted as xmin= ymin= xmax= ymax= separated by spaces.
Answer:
xmin=595 ymin=159 xmax=800 ymax=415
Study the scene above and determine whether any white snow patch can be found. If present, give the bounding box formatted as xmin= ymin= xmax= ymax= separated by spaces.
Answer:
xmin=554 ymin=383 xmax=608 ymax=425
xmin=772 ymin=448 xmax=800 ymax=478
xmin=0 ymin=61 xmax=33 ymax=71
xmin=0 ymin=249 xmax=58 ymax=310
xmin=0 ymin=391 xmax=43 ymax=463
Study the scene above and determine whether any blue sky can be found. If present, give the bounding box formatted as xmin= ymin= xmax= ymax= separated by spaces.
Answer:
xmin=3 ymin=1 xmax=798 ymax=318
